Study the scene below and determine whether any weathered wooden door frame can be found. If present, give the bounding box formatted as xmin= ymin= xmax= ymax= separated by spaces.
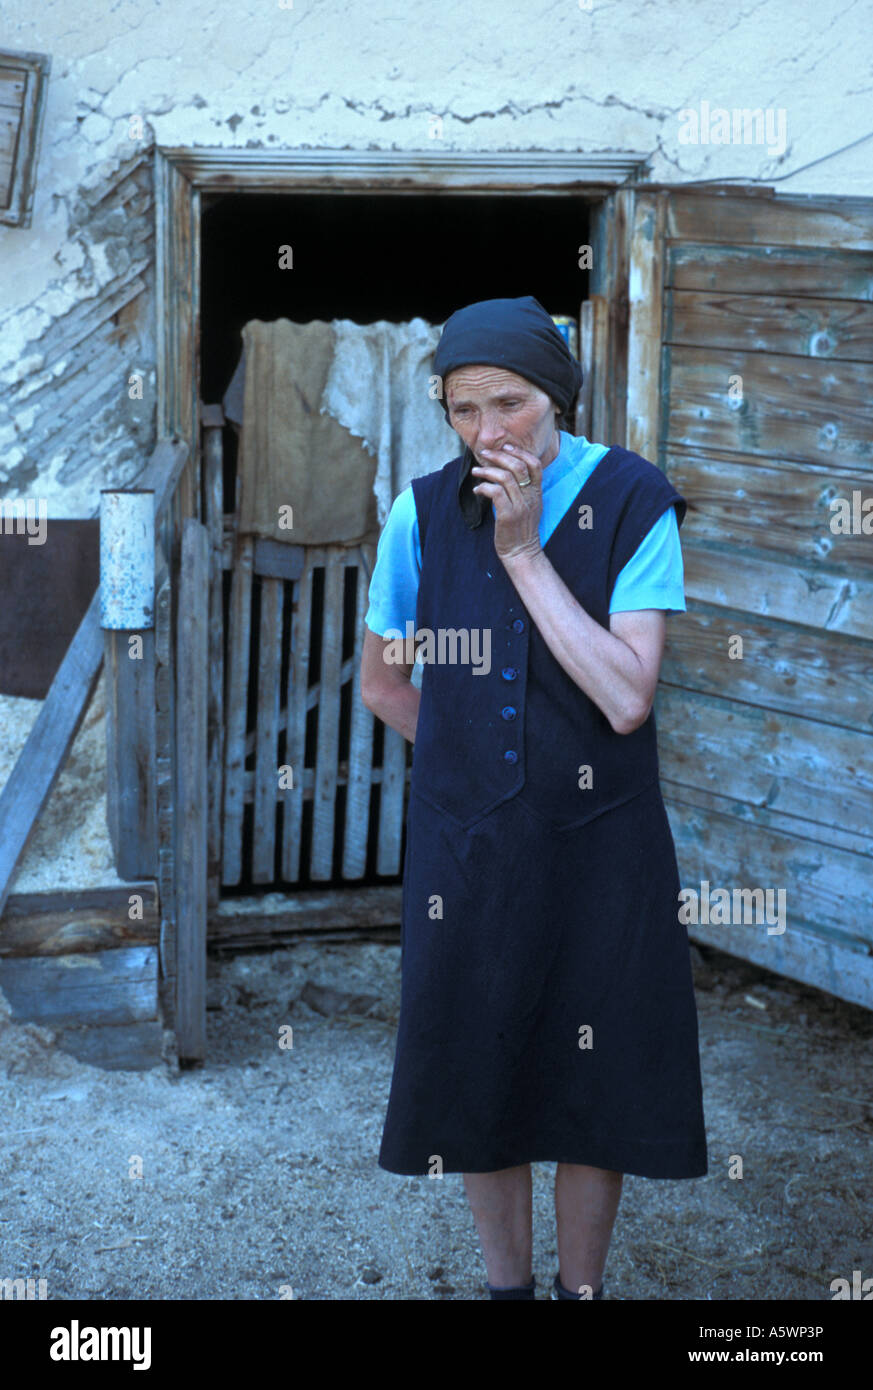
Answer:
xmin=153 ymin=145 xmax=652 ymax=1055
xmin=154 ymin=147 xmax=653 ymax=457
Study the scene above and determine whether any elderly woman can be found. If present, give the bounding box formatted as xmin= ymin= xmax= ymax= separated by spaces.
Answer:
xmin=360 ymin=296 xmax=707 ymax=1301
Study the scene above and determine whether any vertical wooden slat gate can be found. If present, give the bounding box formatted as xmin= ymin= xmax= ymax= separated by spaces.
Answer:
xmin=219 ymin=519 xmax=409 ymax=890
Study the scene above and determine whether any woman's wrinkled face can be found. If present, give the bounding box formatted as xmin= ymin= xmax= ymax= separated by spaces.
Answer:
xmin=444 ymin=366 xmax=560 ymax=466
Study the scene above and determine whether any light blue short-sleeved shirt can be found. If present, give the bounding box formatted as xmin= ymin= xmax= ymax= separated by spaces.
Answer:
xmin=365 ymin=431 xmax=685 ymax=636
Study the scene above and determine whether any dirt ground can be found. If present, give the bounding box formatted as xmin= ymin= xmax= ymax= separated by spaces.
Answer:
xmin=1 ymin=935 xmax=870 ymax=1301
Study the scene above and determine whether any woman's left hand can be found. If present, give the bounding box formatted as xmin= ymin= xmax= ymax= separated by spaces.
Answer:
xmin=471 ymin=443 xmax=544 ymax=564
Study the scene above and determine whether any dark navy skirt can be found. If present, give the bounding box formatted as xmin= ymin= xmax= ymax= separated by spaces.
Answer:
xmin=378 ymin=780 xmax=708 ymax=1178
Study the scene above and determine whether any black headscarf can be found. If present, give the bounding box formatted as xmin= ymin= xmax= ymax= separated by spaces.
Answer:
xmin=432 ymin=295 xmax=584 ymax=528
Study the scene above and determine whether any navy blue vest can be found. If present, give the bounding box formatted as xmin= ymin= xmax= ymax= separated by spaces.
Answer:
xmin=409 ymin=445 xmax=686 ymax=831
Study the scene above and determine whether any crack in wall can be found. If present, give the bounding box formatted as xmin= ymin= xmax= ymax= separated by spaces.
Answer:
xmin=338 ymin=91 xmax=679 ymax=126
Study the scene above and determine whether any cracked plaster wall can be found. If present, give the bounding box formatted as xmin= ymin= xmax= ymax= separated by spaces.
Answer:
xmin=0 ymin=0 xmax=871 ymax=514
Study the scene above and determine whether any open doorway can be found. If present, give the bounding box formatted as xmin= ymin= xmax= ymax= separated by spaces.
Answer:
xmin=200 ymin=189 xmax=593 ymax=897
xmin=200 ymin=188 xmax=593 ymax=544
xmin=154 ymin=149 xmax=643 ymax=1044
xmin=200 ymin=189 xmax=590 ymax=396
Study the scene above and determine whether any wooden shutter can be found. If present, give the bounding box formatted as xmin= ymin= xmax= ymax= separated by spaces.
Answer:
xmin=0 ymin=49 xmax=50 ymax=228
xmin=626 ymin=188 xmax=873 ymax=1009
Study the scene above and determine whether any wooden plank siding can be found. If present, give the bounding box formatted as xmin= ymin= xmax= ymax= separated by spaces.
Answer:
xmin=664 ymin=193 xmax=873 ymax=252
xmin=662 ymin=452 xmax=872 ymax=567
xmin=209 ymin=885 xmax=402 ymax=951
xmin=590 ymin=191 xmax=633 ymax=448
xmin=626 ymin=190 xmax=667 ymax=461
xmin=661 ymin=346 xmax=872 ymax=467
xmin=665 ymin=782 xmax=873 ymax=1012
xmin=342 ymin=548 xmax=377 ymax=879
xmin=656 ymin=686 xmax=873 ymax=857
xmin=0 ymin=946 xmax=158 ymax=1027
xmin=154 ymin=541 xmax=176 ymax=1015
xmin=201 ymin=404 xmax=226 ymax=908
xmin=0 ymin=945 xmax=164 ymax=1068
xmin=103 ymin=627 xmax=157 ymax=880
xmin=627 ymin=188 xmax=873 ymax=1008
xmin=667 ymin=243 xmax=873 ymax=300
xmin=281 ymin=548 xmax=315 ymax=882
xmin=0 ymin=885 xmax=159 ymax=958
xmin=659 ymin=604 xmax=873 ymax=735
xmin=311 ymin=548 xmax=344 ymax=879
xmin=666 ymin=290 xmax=873 ymax=362
xmin=252 ymin=576 xmax=284 ymax=882
xmin=221 ymin=534 xmax=254 ymax=885
xmin=174 ymin=520 xmax=210 ymax=1062
xmin=680 ymin=544 xmax=873 ymax=643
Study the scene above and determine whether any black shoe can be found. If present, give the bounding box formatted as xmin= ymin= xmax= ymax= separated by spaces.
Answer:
xmin=552 ymin=1273 xmax=604 ymax=1299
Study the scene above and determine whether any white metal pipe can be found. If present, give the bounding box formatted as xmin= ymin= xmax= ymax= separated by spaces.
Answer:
xmin=99 ymin=489 xmax=155 ymax=629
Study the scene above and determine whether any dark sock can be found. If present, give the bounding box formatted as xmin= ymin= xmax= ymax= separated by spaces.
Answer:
xmin=487 ymin=1275 xmax=536 ymax=1300
xmin=553 ymin=1273 xmax=604 ymax=1300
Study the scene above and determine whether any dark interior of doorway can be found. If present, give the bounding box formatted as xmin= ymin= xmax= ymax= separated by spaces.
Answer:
xmin=200 ymin=191 xmax=591 ymax=896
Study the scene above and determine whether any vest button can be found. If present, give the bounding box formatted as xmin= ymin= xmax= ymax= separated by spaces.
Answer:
xmin=511 ymin=618 xmax=525 ymax=633
xmin=501 ymin=706 xmax=517 ymax=721
xmin=501 ymin=666 xmax=518 ymax=681
xmin=503 ymin=749 xmax=518 ymax=764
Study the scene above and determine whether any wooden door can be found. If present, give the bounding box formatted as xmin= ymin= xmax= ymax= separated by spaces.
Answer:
xmin=625 ymin=189 xmax=873 ymax=1010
